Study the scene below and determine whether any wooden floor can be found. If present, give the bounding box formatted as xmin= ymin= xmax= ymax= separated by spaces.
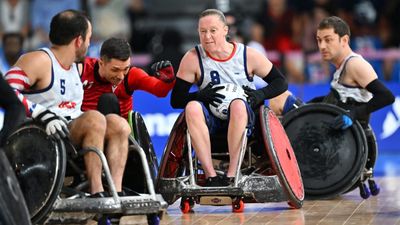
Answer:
xmin=155 ymin=176 xmax=400 ymax=225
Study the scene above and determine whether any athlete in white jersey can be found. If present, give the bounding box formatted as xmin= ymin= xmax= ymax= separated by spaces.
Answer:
xmin=330 ymin=52 xmax=372 ymax=104
xmin=4 ymin=10 xmax=130 ymax=197
xmin=15 ymin=47 xmax=84 ymax=119
xmin=315 ymin=16 xmax=394 ymax=130
xmin=171 ymin=9 xmax=288 ymax=186
xmin=196 ymin=42 xmax=255 ymax=90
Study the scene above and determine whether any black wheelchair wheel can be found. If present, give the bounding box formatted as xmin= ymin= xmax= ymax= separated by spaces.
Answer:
xmin=0 ymin=150 xmax=31 ymax=225
xmin=4 ymin=123 xmax=66 ymax=224
xmin=282 ymin=103 xmax=368 ymax=199
xmin=123 ymin=111 xmax=158 ymax=194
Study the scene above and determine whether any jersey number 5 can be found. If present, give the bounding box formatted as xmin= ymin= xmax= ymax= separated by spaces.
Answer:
xmin=60 ymin=79 xmax=65 ymax=95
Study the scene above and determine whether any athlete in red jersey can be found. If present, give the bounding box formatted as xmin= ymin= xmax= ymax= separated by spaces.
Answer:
xmin=81 ymin=38 xmax=175 ymax=118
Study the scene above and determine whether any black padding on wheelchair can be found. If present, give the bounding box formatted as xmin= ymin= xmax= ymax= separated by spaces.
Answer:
xmin=124 ymin=111 xmax=159 ymax=193
xmin=3 ymin=123 xmax=66 ymax=224
xmin=0 ymin=150 xmax=31 ymax=225
xmin=282 ymin=103 xmax=368 ymax=199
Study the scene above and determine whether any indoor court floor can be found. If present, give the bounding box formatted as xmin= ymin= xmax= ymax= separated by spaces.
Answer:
xmin=95 ymin=176 xmax=400 ymax=225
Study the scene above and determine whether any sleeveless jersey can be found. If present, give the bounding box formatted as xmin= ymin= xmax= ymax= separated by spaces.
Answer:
xmin=331 ymin=52 xmax=372 ymax=103
xmin=196 ymin=42 xmax=255 ymax=90
xmin=24 ymin=48 xmax=83 ymax=119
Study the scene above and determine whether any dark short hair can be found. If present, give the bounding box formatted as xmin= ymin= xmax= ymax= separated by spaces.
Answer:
xmin=49 ymin=9 xmax=90 ymax=45
xmin=318 ymin=16 xmax=351 ymax=38
xmin=100 ymin=37 xmax=131 ymax=62
xmin=199 ymin=9 xmax=227 ymax=25
xmin=2 ymin=32 xmax=24 ymax=46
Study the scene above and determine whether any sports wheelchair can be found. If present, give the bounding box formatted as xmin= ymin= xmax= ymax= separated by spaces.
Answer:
xmin=156 ymin=106 xmax=304 ymax=213
xmin=282 ymin=103 xmax=380 ymax=199
xmin=3 ymin=111 xmax=167 ymax=225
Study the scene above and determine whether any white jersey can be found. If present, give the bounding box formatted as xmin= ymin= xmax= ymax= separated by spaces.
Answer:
xmin=24 ymin=48 xmax=83 ymax=119
xmin=196 ymin=42 xmax=255 ymax=90
xmin=331 ymin=52 xmax=373 ymax=103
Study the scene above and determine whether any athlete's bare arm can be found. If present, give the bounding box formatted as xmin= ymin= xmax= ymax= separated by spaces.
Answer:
xmin=246 ymin=47 xmax=273 ymax=79
xmin=12 ymin=51 xmax=52 ymax=90
xmin=343 ymin=57 xmax=378 ymax=88
xmin=176 ymin=48 xmax=201 ymax=84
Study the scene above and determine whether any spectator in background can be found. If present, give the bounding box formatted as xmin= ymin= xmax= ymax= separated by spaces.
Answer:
xmin=127 ymin=0 xmax=151 ymax=53
xmin=30 ymin=0 xmax=81 ymax=48
xmin=256 ymin=0 xmax=305 ymax=83
xmin=88 ymin=0 xmax=130 ymax=42
xmin=0 ymin=33 xmax=24 ymax=74
xmin=149 ymin=28 xmax=184 ymax=73
xmin=0 ymin=0 xmax=29 ymax=38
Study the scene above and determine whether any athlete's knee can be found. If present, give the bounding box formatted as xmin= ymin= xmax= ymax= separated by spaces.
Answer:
xmin=185 ymin=101 xmax=204 ymax=118
xmin=229 ymin=99 xmax=247 ymax=119
xmin=74 ymin=110 xmax=107 ymax=131
xmin=105 ymin=114 xmax=131 ymax=137
xmin=97 ymin=93 xmax=120 ymax=116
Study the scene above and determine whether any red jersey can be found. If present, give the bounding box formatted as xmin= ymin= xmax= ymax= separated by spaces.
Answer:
xmin=81 ymin=57 xmax=174 ymax=118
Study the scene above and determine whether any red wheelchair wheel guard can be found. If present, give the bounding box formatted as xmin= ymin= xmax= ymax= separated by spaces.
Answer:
xmin=260 ymin=106 xmax=304 ymax=207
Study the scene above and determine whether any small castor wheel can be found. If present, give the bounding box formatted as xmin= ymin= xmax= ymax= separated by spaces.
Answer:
xmin=98 ymin=216 xmax=111 ymax=225
xmin=359 ymin=182 xmax=371 ymax=199
xmin=368 ymin=179 xmax=380 ymax=196
xmin=148 ymin=214 xmax=160 ymax=225
xmin=180 ymin=197 xmax=194 ymax=214
xmin=232 ymin=198 xmax=244 ymax=213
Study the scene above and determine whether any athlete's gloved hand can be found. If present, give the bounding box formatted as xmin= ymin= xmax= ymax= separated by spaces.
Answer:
xmin=242 ymin=86 xmax=265 ymax=110
xmin=33 ymin=108 xmax=69 ymax=139
xmin=150 ymin=60 xmax=175 ymax=83
xmin=330 ymin=112 xmax=354 ymax=130
xmin=196 ymin=83 xmax=225 ymax=107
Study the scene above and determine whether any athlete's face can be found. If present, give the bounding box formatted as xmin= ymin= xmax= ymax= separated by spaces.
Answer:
xmin=75 ymin=21 xmax=92 ymax=62
xmin=316 ymin=28 xmax=347 ymax=62
xmin=198 ymin=15 xmax=228 ymax=52
xmin=99 ymin=58 xmax=131 ymax=86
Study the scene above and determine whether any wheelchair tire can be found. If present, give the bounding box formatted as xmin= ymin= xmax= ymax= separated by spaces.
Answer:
xmin=0 ymin=150 xmax=31 ymax=225
xmin=4 ymin=123 xmax=66 ymax=224
xmin=282 ymin=103 xmax=368 ymax=199
xmin=124 ymin=111 xmax=159 ymax=193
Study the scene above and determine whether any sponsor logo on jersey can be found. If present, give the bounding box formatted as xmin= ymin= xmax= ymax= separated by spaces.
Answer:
xmin=58 ymin=101 xmax=77 ymax=109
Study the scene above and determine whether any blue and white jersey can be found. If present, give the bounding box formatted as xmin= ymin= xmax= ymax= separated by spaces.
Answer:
xmin=24 ymin=48 xmax=83 ymax=119
xmin=196 ymin=42 xmax=255 ymax=90
xmin=331 ymin=52 xmax=373 ymax=103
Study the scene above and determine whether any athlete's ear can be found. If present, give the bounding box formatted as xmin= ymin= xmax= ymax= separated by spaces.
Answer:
xmin=75 ymin=35 xmax=83 ymax=48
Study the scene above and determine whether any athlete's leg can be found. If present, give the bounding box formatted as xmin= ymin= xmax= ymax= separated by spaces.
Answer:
xmin=185 ymin=101 xmax=216 ymax=178
xmin=226 ymin=99 xmax=248 ymax=177
xmin=69 ymin=110 xmax=107 ymax=194
xmin=104 ymin=114 xmax=131 ymax=192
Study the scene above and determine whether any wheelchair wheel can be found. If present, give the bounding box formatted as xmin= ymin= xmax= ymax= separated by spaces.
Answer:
xmin=124 ymin=111 xmax=159 ymax=193
xmin=157 ymin=112 xmax=187 ymax=180
xmin=282 ymin=103 xmax=368 ymax=199
xmin=0 ymin=150 xmax=31 ymax=225
xmin=4 ymin=123 xmax=66 ymax=224
xmin=260 ymin=106 xmax=304 ymax=208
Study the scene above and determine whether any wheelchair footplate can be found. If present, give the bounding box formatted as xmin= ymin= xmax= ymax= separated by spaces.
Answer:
xmin=43 ymin=193 xmax=167 ymax=224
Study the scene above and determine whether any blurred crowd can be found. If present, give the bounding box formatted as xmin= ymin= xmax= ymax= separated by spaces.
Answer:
xmin=1 ymin=0 xmax=399 ymax=83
